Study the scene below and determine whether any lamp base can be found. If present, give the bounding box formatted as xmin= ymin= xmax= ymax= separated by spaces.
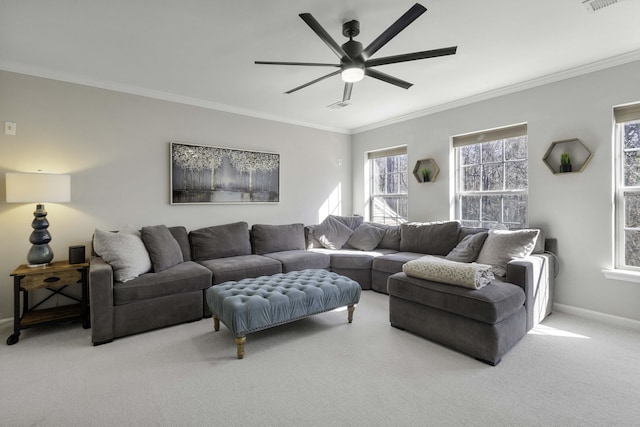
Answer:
xmin=27 ymin=204 xmax=55 ymax=266
xmin=27 ymin=262 xmax=51 ymax=268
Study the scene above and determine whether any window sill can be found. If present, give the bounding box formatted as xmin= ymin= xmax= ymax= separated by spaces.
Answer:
xmin=602 ymin=269 xmax=640 ymax=284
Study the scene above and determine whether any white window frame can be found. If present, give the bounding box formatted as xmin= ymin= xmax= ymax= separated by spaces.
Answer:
xmin=368 ymin=146 xmax=408 ymax=225
xmin=613 ymin=104 xmax=640 ymax=272
xmin=452 ymin=124 xmax=529 ymax=229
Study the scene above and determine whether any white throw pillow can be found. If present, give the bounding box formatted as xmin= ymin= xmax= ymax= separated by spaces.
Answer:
xmin=475 ymin=228 xmax=539 ymax=277
xmin=94 ymin=227 xmax=152 ymax=282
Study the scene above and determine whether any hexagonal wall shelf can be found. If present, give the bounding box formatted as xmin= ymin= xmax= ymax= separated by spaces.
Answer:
xmin=413 ymin=158 xmax=440 ymax=183
xmin=542 ymin=138 xmax=593 ymax=174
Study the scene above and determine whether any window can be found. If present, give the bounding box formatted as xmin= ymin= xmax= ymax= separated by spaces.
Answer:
xmin=368 ymin=146 xmax=408 ymax=225
xmin=453 ymin=124 xmax=528 ymax=228
xmin=614 ymin=103 xmax=640 ymax=270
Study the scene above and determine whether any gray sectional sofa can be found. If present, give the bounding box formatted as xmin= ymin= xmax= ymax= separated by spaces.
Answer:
xmin=89 ymin=216 xmax=555 ymax=364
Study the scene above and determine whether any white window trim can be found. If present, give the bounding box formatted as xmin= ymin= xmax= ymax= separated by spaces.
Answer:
xmin=610 ymin=104 xmax=640 ymax=277
xmin=367 ymin=146 xmax=408 ymax=225
xmin=452 ymin=124 xmax=529 ymax=228
xmin=602 ymin=268 xmax=640 ymax=283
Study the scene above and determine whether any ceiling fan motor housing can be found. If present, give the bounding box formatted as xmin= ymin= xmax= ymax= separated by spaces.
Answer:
xmin=342 ymin=19 xmax=360 ymax=38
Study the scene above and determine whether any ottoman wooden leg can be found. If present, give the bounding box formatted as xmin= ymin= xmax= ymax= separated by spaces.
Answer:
xmin=348 ymin=305 xmax=355 ymax=323
xmin=235 ymin=336 xmax=246 ymax=359
xmin=213 ymin=316 xmax=220 ymax=331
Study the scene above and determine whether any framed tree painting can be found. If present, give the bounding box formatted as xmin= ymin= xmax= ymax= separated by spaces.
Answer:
xmin=170 ymin=142 xmax=280 ymax=204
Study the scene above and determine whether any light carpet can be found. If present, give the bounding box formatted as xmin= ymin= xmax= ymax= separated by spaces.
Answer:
xmin=1 ymin=291 xmax=639 ymax=427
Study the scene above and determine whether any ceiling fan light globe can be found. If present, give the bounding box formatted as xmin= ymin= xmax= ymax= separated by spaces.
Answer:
xmin=341 ymin=67 xmax=365 ymax=83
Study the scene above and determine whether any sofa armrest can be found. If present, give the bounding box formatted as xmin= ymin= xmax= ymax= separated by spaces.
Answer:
xmin=506 ymin=253 xmax=555 ymax=331
xmin=89 ymin=256 xmax=115 ymax=344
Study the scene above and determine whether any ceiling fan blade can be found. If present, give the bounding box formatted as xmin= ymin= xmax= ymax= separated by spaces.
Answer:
xmin=255 ymin=60 xmax=340 ymax=67
xmin=365 ymin=46 xmax=457 ymax=67
xmin=284 ymin=70 xmax=341 ymax=94
xmin=299 ymin=13 xmax=349 ymax=59
xmin=365 ymin=69 xmax=413 ymax=90
xmin=362 ymin=3 xmax=427 ymax=60
xmin=343 ymin=83 xmax=353 ymax=102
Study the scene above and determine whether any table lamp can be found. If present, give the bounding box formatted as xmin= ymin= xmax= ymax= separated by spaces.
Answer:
xmin=6 ymin=172 xmax=71 ymax=267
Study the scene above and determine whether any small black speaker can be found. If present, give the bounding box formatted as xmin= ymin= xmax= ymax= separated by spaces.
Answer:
xmin=69 ymin=245 xmax=86 ymax=264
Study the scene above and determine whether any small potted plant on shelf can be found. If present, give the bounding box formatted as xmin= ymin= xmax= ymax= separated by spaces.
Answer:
xmin=559 ymin=152 xmax=572 ymax=173
xmin=420 ymin=168 xmax=431 ymax=182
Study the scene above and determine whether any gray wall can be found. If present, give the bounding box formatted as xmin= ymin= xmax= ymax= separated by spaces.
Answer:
xmin=3 ymin=60 xmax=640 ymax=324
xmin=352 ymin=60 xmax=640 ymax=322
xmin=0 ymin=71 xmax=352 ymax=320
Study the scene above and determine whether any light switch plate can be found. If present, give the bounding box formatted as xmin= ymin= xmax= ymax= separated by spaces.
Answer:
xmin=4 ymin=122 xmax=16 ymax=135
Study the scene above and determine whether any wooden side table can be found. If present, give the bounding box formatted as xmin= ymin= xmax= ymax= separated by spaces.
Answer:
xmin=6 ymin=260 xmax=90 ymax=345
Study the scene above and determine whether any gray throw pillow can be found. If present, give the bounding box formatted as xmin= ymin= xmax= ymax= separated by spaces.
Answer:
xmin=304 ymin=225 xmax=323 ymax=249
xmin=189 ymin=222 xmax=252 ymax=261
xmin=313 ymin=216 xmax=354 ymax=250
xmin=329 ymin=215 xmax=364 ymax=230
xmin=400 ymin=221 xmax=461 ymax=255
xmin=346 ymin=223 xmax=386 ymax=251
xmin=476 ymin=228 xmax=540 ymax=276
xmin=168 ymin=226 xmax=192 ymax=262
xmin=252 ymin=223 xmax=305 ymax=255
xmin=374 ymin=224 xmax=401 ymax=250
xmin=141 ymin=225 xmax=184 ymax=272
xmin=93 ymin=227 xmax=152 ymax=283
xmin=445 ymin=231 xmax=488 ymax=263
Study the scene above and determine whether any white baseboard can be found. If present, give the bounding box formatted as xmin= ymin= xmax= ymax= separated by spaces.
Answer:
xmin=0 ymin=318 xmax=11 ymax=326
xmin=553 ymin=303 xmax=640 ymax=332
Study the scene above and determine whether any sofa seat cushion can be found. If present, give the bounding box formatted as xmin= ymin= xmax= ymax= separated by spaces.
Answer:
xmin=372 ymin=252 xmax=427 ymax=274
xmin=198 ymin=255 xmax=282 ymax=284
xmin=387 ymin=272 xmax=525 ymax=324
xmin=113 ymin=261 xmax=212 ymax=305
xmin=263 ymin=250 xmax=330 ymax=272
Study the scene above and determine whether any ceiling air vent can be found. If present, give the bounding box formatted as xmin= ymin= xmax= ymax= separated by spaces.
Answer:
xmin=582 ymin=0 xmax=619 ymax=12
xmin=327 ymin=101 xmax=351 ymax=110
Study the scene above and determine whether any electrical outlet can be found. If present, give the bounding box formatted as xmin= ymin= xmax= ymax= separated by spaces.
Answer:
xmin=4 ymin=122 xmax=16 ymax=135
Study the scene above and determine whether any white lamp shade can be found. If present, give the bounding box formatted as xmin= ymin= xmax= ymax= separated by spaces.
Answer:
xmin=6 ymin=172 xmax=71 ymax=203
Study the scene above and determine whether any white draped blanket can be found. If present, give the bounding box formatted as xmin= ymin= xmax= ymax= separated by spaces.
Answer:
xmin=402 ymin=255 xmax=495 ymax=289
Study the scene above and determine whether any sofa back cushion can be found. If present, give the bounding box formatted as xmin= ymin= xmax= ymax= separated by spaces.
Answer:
xmin=400 ymin=221 xmax=461 ymax=255
xmin=189 ymin=222 xmax=251 ymax=261
xmin=252 ymin=223 xmax=306 ymax=255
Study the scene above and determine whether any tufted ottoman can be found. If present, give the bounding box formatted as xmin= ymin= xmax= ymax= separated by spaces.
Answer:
xmin=205 ymin=269 xmax=361 ymax=359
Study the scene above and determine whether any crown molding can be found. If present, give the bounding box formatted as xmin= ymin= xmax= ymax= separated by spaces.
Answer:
xmin=0 ymin=60 xmax=351 ymax=135
xmin=3 ymin=49 xmax=640 ymax=137
xmin=351 ymin=49 xmax=640 ymax=135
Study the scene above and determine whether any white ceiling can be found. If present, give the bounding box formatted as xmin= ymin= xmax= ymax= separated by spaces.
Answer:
xmin=2 ymin=0 xmax=640 ymax=134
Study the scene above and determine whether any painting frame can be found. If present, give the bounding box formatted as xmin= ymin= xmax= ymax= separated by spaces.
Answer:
xmin=170 ymin=142 xmax=280 ymax=204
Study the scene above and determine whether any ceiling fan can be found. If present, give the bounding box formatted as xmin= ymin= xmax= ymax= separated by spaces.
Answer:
xmin=255 ymin=3 xmax=457 ymax=103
